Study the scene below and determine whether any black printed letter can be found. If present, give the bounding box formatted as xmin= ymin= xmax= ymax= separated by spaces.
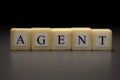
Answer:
xmin=58 ymin=35 xmax=65 ymax=44
xmin=37 ymin=36 xmax=45 ymax=45
xmin=99 ymin=36 xmax=107 ymax=45
xmin=78 ymin=36 xmax=86 ymax=44
xmin=16 ymin=35 xmax=25 ymax=44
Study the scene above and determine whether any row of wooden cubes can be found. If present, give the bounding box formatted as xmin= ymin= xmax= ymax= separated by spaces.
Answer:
xmin=10 ymin=28 xmax=112 ymax=50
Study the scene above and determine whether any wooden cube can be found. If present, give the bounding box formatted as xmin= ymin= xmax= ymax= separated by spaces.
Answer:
xmin=10 ymin=28 xmax=30 ymax=50
xmin=31 ymin=28 xmax=51 ymax=50
xmin=92 ymin=29 xmax=112 ymax=50
xmin=51 ymin=28 xmax=71 ymax=50
xmin=71 ymin=28 xmax=92 ymax=50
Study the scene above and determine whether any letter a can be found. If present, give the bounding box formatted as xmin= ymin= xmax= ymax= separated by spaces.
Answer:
xmin=16 ymin=35 xmax=25 ymax=44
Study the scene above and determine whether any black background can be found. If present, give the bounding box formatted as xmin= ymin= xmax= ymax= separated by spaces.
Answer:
xmin=1 ymin=10 xmax=120 ymax=29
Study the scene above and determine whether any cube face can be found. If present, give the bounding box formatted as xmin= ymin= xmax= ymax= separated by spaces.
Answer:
xmin=92 ymin=29 xmax=112 ymax=50
xmin=10 ymin=28 xmax=30 ymax=50
xmin=31 ymin=28 xmax=51 ymax=50
xmin=51 ymin=28 xmax=71 ymax=50
xmin=71 ymin=28 xmax=92 ymax=50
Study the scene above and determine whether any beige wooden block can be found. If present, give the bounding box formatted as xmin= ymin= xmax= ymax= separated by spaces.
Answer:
xmin=10 ymin=28 xmax=30 ymax=50
xmin=71 ymin=28 xmax=92 ymax=50
xmin=92 ymin=29 xmax=112 ymax=50
xmin=31 ymin=28 xmax=51 ymax=50
xmin=51 ymin=28 xmax=71 ymax=50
